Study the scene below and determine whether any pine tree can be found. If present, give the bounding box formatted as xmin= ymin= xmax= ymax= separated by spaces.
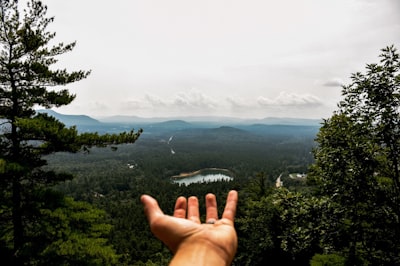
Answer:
xmin=0 ymin=1 xmax=141 ymax=264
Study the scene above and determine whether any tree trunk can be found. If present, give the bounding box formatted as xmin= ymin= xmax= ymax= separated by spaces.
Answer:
xmin=9 ymin=58 xmax=24 ymax=265
xmin=12 ymin=177 xmax=23 ymax=266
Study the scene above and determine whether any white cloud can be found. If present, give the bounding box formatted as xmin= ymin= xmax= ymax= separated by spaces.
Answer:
xmin=257 ymin=92 xmax=323 ymax=107
xmin=112 ymin=89 xmax=221 ymax=117
xmin=56 ymin=90 xmax=331 ymax=119
xmin=226 ymin=96 xmax=249 ymax=108
xmin=173 ymin=89 xmax=218 ymax=110
xmin=144 ymin=94 xmax=167 ymax=107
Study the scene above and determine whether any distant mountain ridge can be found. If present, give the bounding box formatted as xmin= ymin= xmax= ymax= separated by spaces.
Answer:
xmin=97 ymin=114 xmax=322 ymax=126
xmin=37 ymin=110 xmax=322 ymax=128
xmin=37 ymin=109 xmax=101 ymax=126
xmin=35 ymin=110 xmax=322 ymax=137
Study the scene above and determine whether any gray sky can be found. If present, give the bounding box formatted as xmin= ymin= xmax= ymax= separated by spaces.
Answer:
xmin=41 ymin=0 xmax=400 ymax=119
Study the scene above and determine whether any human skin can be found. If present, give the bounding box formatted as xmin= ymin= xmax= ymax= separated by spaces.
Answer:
xmin=140 ymin=190 xmax=238 ymax=266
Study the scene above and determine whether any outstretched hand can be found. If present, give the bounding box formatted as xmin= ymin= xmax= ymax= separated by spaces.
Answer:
xmin=140 ymin=190 xmax=238 ymax=266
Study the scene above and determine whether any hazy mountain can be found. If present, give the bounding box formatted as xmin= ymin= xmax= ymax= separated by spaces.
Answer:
xmin=150 ymin=120 xmax=192 ymax=128
xmin=255 ymin=117 xmax=321 ymax=126
xmin=97 ymin=115 xmax=165 ymax=124
xmin=34 ymin=110 xmax=322 ymax=136
xmin=36 ymin=109 xmax=101 ymax=126
xmin=97 ymin=115 xmax=321 ymax=126
xmin=242 ymin=124 xmax=320 ymax=137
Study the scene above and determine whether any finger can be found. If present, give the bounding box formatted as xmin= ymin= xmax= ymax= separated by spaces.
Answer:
xmin=222 ymin=190 xmax=238 ymax=222
xmin=140 ymin=195 xmax=164 ymax=224
xmin=187 ymin=196 xmax=201 ymax=223
xmin=173 ymin=196 xmax=187 ymax=218
xmin=205 ymin=193 xmax=218 ymax=223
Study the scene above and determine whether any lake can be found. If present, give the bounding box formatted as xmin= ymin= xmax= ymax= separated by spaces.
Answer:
xmin=172 ymin=169 xmax=234 ymax=185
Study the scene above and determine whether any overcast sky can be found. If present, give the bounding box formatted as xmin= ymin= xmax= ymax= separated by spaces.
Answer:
xmin=40 ymin=0 xmax=400 ymax=119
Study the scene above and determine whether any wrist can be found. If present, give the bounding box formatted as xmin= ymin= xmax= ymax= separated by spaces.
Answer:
xmin=170 ymin=239 xmax=232 ymax=266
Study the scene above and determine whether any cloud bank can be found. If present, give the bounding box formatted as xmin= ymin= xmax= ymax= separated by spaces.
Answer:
xmin=69 ymin=89 xmax=329 ymax=119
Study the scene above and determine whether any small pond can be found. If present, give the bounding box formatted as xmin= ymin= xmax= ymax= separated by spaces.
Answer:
xmin=171 ymin=168 xmax=234 ymax=185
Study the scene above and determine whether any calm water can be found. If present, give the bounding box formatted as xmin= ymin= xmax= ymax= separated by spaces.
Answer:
xmin=173 ymin=173 xmax=233 ymax=185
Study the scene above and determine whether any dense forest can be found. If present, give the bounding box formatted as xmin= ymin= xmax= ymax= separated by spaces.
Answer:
xmin=1 ymin=1 xmax=399 ymax=265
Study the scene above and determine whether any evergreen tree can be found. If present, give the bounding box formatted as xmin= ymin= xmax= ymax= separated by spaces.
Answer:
xmin=0 ymin=1 xmax=141 ymax=264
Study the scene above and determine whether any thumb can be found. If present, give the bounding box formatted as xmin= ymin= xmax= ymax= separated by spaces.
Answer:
xmin=141 ymin=194 xmax=164 ymax=223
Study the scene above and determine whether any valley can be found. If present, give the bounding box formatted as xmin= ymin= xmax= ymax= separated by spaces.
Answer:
xmin=42 ymin=110 xmax=319 ymax=265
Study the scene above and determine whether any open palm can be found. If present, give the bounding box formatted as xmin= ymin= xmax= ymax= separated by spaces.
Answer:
xmin=141 ymin=191 xmax=238 ymax=264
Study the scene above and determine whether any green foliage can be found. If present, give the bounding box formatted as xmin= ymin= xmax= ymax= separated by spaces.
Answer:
xmin=0 ymin=189 xmax=121 ymax=265
xmin=338 ymin=45 xmax=400 ymax=190
xmin=234 ymin=187 xmax=327 ymax=266
xmin=310 ymin=253 xmax=346 ymax=266
xmin=235 ymin=192 xmax=277 ymax=265
xmin=36 ymin=196 xmax=119 ymax=266
xmin=271 ymin=189 xmax=327 ymax=262
xmin=0 ymin=158 xmax=5 ymax=173
xmin=308 ymin=46 xmax=400 ymax=265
